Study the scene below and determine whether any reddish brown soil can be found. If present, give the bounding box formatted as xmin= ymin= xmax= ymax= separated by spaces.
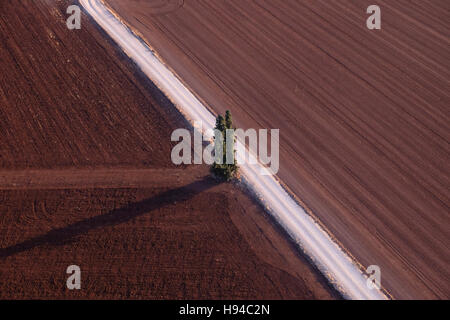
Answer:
xmin=105 ymin=0 xmax=450 ymax=299
xmin=0 ymin=167 xmax=335 ymax=299
xmin=0 ymin=0 xmax=184 ymax=169
xmin=0 ymin=0 xmax=335 ymax=299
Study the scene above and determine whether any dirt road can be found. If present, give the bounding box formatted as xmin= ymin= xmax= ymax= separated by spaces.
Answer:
xmin=105 ymin=0 xmax=450 ymax=299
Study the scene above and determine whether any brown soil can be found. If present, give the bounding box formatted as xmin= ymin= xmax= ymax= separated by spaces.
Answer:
xmin=0 ymin=0 xmax=336 ymax=299
xmin=105 ymin=0 xmax=450 ymax=299
xmin=0 ymin=167 xmax=335 ymax=299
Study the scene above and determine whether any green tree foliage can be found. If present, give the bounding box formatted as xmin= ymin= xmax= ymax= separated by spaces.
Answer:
xmin=211 ymin=110 xmax=239 ymax=181
xmin=225 ymin=110 xmax=233 ymax=130
xmin=216 ymin=115 xmax=226 ymax=132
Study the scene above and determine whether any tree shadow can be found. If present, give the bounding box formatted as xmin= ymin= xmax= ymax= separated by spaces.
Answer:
xmin=0 ymin=176 xmax=218 ymax=259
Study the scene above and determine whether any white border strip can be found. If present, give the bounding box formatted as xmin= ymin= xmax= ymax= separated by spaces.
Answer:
xmin=80 ymin=0 xmax=387 ymax=300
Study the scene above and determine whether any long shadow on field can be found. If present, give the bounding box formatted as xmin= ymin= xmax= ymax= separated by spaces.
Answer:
xmin=0 ymin=176 xmax=218 ymax=259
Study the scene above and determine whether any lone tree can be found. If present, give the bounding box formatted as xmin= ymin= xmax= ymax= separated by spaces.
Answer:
xmin=225 ymin=110 xmax=233 ymax=130
xmin=211 ymin=110 xmax=239 ymax=181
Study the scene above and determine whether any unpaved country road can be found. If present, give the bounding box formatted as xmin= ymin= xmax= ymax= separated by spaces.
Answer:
xmin=105 ymin=0 xmax=450 ymax=299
